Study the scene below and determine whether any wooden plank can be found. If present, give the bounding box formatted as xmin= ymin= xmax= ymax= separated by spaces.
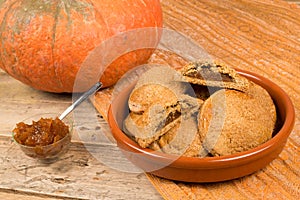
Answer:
xmin=0 ymin=69 xmax=162 ymax=199
xmin=0 ymin=189 xmax=76 ymax=200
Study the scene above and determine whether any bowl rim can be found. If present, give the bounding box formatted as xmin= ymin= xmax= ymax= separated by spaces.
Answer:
xmin=108 ymin=68 xmax=295 ymax=169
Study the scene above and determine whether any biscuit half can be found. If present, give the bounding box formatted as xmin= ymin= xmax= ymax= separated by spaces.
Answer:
xmin=149 ymin=116 xmax=207 ymax=157
xmin=129 ymin=66 xmax=189 ymax=113
xmin=124 ymin=94 xmax=201 ymax=148
xmin=123 ymin=103 xmax=181 ymax=148
xmin=181 ymin=60 xmax=250 ymax=92
xmin=128 ymin=84 xmax=179 ymax=114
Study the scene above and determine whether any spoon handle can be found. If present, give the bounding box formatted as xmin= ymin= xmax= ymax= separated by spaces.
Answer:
xmin=59 ymin=82 xmax=103 ymax=120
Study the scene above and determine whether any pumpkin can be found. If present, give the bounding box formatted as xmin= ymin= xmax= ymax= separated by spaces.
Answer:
xmin=0 ymin=0 xmax=163 ymax=93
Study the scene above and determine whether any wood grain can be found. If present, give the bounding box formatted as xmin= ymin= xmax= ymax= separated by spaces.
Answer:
xmin=0 ymin=68 xmax=163 ymax=200
xmin=286 ymin=0 xmax=300 ymax=5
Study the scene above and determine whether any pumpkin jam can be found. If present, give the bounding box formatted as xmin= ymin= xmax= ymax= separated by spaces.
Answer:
xmin=13 ymin=117 xmax=69 ymax=147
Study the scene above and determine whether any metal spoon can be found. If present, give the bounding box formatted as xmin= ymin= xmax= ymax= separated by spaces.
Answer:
xmin=59 ymin=82 xmax=103 ymax=120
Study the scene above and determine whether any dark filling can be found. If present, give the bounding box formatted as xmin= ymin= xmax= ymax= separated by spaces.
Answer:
xmin=184 ymin=65 xmax=234 ymax=82
xmin=164 ymin=109 xmax=181 ymax=127
xmin=191 ymin=84 xmax=222 ymax=100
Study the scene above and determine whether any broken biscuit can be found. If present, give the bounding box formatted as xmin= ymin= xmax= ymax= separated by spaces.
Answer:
xmin=124 ymin=94 xmax=201 ymax=148
xmin=150 ymin=116 xmax=207 ymax=157
xmin=181 ymin=60 xmax=250 ymax=92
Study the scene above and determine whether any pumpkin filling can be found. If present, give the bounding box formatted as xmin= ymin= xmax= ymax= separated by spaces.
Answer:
xmin=160 ymin=108 xmax=181 ymax=128
xmin=13 ymin=117 xmax=69 ymax=147
xmin=183 ymin=64 xmax=234 ymax=82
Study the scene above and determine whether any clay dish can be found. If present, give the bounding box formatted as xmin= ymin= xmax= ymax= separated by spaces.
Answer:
xmin=108 ymin=69 xmax=295 ymax=182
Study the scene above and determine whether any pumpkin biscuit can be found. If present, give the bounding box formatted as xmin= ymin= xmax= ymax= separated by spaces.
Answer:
xmin=124 ymin=94 xmax=201 ymax=148
xmin=181 ymin=60 xmax=250 ymax=92
xmin=198 ymin=84 xmax=276 ymax=156
xmin=123 ymin=103 xmax=181 ymax=148
xmin=149 ymin=116 xmax=207 ymax=157
xmin=128 ymin=84 xmax=179 ymax=114
xmin=128 ymin=66 xmax=189 ymax=113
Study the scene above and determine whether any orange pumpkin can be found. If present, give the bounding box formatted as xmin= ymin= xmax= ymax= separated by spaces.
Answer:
xmin=0 ymin=0 xmax=163 ymax=93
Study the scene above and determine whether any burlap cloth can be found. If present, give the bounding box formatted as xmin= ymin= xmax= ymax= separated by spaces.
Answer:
xmin=93 ymin=0 xmax=300 ymax=199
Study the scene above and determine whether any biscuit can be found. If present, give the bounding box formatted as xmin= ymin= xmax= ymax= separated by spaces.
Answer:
xmin=129 ymin=66 xmax=189 ymax=113
xmin=181 ymin=60 xmax=250 ymax=92
xmin=124 ymin=94 xmax=201 ymax=148
xmin=123 ymin=103 xmax=181 ymax=148
xmin=128 ymin=84 xmax=179 ymax=113
xmin=149 ymin=116 xmax=207 ymax=157
xmin=198 ymin=84 xmax=276 ymax=156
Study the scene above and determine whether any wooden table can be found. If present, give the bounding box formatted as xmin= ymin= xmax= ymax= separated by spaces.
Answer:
xmin=1 ymin=0 xmax=299 ymax=199
xmin=0 ymin=68 xmax=163 ymax=200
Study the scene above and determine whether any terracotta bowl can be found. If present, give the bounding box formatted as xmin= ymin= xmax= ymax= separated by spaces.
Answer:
xmin=107 ymin=69 xmax=295 ymax=182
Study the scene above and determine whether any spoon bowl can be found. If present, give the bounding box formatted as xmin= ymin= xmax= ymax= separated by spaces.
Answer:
xmin=12 ymin=82 xmax=102 ymax=163
xmin=12 ymin=113 xmax=73 ymax=163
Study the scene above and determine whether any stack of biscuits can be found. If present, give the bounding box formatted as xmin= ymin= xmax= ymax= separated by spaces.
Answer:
xmin=123 ymin=61 xmax=277 ymax=157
